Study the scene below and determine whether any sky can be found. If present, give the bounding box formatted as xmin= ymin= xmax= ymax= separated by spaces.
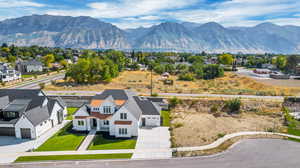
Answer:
xmin=0 ymin=0 xmax=299 ymax=29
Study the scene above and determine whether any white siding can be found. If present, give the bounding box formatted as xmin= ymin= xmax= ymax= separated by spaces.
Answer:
xmin=15 ymin=116 xmax=36 ymax=139
xmin=35 ymin=119 xmax=52 ymax=137
xmin=142 ymin=115 xmax=161 ymax=127
xmin=109 ymin=107 xmax=139 ymax=137
xmin=73 ymin=119 xmax=89 ymax=131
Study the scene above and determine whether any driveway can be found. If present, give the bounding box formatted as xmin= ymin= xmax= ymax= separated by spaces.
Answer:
xmin=0 ymin=121 xmax=69 ymax=164
xmin=132 ymin=127 xmax=171 ymax=159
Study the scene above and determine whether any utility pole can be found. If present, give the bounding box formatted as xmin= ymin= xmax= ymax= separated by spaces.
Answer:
xmin=150 ymin=67 xmax=153 ymax=96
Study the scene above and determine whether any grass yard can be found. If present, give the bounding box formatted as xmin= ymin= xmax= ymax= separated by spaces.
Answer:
xmin=21 ymin=74 xmax=35 ymax=78
xmin=66 ymin=107 xmax=78 ymax=120
xmin=88 ymin=134 xmax=137 ymax=150
xmin=35 ymin=123 xmax=86 ymax=151
xmin=45 ymin=71 xmax=300 ymax=96
xmin=161 ymin=110 xmax=170 ymax=127
xmin=15 ymin=153 xmax=132 ymax=162
xmin=283 ymin=108 xmax=300 ymax=143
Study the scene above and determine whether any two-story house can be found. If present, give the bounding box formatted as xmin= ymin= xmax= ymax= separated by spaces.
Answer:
xmin=16 ymin=59 xmax=43 ymax=73
xmin=0 ymin=89 xmax=67 ymax=139
xmin=73 ymin=89 xmax=161 ymax=138
xmin=0 ymin=63 xmax=21 ymax=82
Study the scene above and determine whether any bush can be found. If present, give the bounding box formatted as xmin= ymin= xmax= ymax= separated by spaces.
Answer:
xmin=178 ymin=73 xmax=194 ymax=81
xmin=151 ymin=93 xmax=158 ymax=97
xmin=39 ymin=82 xmax=46 ymax=89
xmin=210 ymin=104 xmax=219 ymax=113
xmin=224 ymin=98 xmax=242 ymax=114
xmin=203 ymin=64 xmax=224 ymax=80
xmin=169 ymin=97 xmax=182 ymax=108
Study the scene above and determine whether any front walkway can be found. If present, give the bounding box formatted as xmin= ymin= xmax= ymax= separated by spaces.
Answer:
xmin=77 ymin=129 xmax=97 ymax=151
xmin=0 ymin=120 xmax=69 ymax=164
xmin=132 ymin=127 xmax=172 ymax=159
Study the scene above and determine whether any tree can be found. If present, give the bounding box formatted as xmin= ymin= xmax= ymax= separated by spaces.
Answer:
xmin=273 ymin=55 xmax=287 ymax=70
xmin=285 ymin=55 xmax=300 ymax=73
xmin=43 ymin=54 xmax=55 ymax=68
xmin=60 ymin=60 xmax=68 ymax=69
xmin=153 ymin=65 xmax=165 ymax=74
xmin=218 ymin=53 xmax=234 ymax=65
xmin=203 ymin=64 xmax=224 ymax=80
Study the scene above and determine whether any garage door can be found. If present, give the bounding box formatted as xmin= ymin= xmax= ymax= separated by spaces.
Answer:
xmin=0 ymin=127 xmax=15 ymax=136
xmin=20 ymin=128 xmax=31 ymax=139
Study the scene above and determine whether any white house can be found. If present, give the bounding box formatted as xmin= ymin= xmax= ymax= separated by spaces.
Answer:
xmin=73 ymin=89 xmax=161 ymax=138
xmin=0 ymin=63 xmax=21 ymax=82
xmin=0 ymin=89 xmax=67 ymax=139
xmin=16 ymin=59 xmax=43 ymax=73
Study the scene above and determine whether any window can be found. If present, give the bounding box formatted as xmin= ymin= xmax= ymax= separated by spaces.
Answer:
xmin=103 ymin=120 xmax=109 ymax=125
xmin=78 ymin=120 xmax=84 ymax=126
xmin=119 ymin=128 xmax=127 ymax=135
xmin=120 ymin=113 xmax=127 ymax=120
xmin=103 ymin=106 xmax=111 ymax=114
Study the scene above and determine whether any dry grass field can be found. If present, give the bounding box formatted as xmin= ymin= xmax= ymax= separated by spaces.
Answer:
xmin=45 ymin=71 xmax=300 ymax=96
xmin=170 ymin=98 xmax=286 ymax=147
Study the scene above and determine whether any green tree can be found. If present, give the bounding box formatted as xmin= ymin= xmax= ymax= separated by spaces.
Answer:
xmin=274 ymin=55 xmax=287 ymax=70
xmin=218 ymin=53 xmax=234 ymax=65
xmin=203 ymin=64 xmax=224 ymax=80
xmin=43 ymin=54 xmax=55 ymax=68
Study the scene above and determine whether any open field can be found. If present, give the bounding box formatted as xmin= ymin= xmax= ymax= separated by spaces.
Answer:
xmin=35 ymin=123 xmax=86 ymax=151
xmin=255 ymin=78 xmax=300 ymax=88
xmin=45 ymin=71 xmax=300 ymax=96
xmin=170 ymin=98 xmax=285 ymax=147
xmin=15 ymin=153 xmax=132 ymax=162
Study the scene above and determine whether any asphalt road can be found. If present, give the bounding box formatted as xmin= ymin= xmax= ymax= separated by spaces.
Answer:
xmin=7 ymin=73 xmax=65 ymax=89
xmin=6 ymin=139 xmax=300 ymax=168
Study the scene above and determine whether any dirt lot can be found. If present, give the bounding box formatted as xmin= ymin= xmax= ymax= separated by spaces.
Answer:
xmin=45 ymin=70 xmax=300 ymax=96
xmin=170 ymin=99 xmax=285 ymax=147
xmin=255 ymin=78 xmax=300 ymax=88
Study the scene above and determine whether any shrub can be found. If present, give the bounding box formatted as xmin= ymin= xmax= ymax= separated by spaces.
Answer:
xmin=217 ymin=133 xmax=226 ymax=138
xmin=169 ymin=97 xmax=182 ymax=108
xmin=178 ymin=73 xmax=194 ymax=81
xmin=224 ymin=98 xmax=242 ymax=114
xmin=39 ymin=82 xmax=46 ymax=89
xmin=173 ymin=122 xmax=183 ymax=128
xmin=151 ymin=93 xmax=158 ymax=97
xmin=210 ymin=104 xmax=219 ymax=113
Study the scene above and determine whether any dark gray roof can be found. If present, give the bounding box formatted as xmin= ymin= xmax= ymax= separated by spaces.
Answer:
xmin=94 ymin=89 xmax=129 ymax=100
xmin=133 ymin=96 xmax=160 ymax=115
xmin=123 ymin=97 xmax=143 ymax=120
xmin=20 ymin=59 xmax=43 ymax=66
xmin=0 ymin=96 xmax=9 ymax=109
xmin=147 ymin=97 xmax=164 ymax=103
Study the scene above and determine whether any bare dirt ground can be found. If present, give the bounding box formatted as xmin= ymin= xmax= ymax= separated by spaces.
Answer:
xmin=255 ymin=78 xmax=300 ymax=88
xmin=45 ymin=71 xmax=300 ymax=96
xmin=170 ymin=99 xmax=285 ymax=147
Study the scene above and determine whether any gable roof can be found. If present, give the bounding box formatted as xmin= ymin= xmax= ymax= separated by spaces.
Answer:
xmin=94 ymin=89 xmax=130 ymax=100
xmin=133 ymin=96 xmax=160 ymax=116
xmin=0 ymin=89 xmax=65 ymax=126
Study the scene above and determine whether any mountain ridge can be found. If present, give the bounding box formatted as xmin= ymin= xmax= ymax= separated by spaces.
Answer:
xmin=0 ymin=14 xmax=299 ymax=54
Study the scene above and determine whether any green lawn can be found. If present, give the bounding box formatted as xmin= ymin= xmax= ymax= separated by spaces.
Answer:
xmin=35 ymin=123 xmax=86 ymax=151
xmin=88 ymin=134 xmax=136 ymax=150
xmin=161 ymin=110 xmax=170 ymax=127
xmin=284 ymin=108 xmax=300 ymax=143
xmin=15 ymin=153 xmax=132 ymax=162
xmin=21 ymin=74 xmax=35 ymax=78
xmin=67 ymin=107 xmax=78 ymax=120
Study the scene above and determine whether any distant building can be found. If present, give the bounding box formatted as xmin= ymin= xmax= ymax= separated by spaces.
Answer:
xmin=0 ymin=63 xmax=21 ymax=82
xmin=16 ymin=59 xmax=43 ymax=73
xmin=296 ymin=64 xmax=300 ymax=75
xmin=262 ymin=64 xmax=276 ymax=70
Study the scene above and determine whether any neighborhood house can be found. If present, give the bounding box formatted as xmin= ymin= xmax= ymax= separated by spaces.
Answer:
xmin=0 ymin=89 xmax=67 ymax=139
xmin=16 ymin=59 xmax=43 ymax=73
xmin=0 ymin=63 xmax=21 ymax=82
xmin=73 ymin=89 xmax=161 ymax=137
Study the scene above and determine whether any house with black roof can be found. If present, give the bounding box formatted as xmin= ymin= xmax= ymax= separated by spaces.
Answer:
xmin=0 ymin=89 xmax=67 ymax=139
xmin=73 ymin=89 xmax=161 ymax=138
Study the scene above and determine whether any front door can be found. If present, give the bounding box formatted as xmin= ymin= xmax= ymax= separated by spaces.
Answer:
xmin=142 ymin=118 xmax=146 ymax=127
xmin=92 ymin=118 xmax=97 ymax=128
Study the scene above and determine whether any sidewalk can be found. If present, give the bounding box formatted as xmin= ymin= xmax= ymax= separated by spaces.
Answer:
xmin=77 ymin=129 xmax=97 ymax=151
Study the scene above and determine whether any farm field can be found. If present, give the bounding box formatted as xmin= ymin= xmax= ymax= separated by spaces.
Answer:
xmin=170 ymin=98 xmax=285 ymax=147
xmin=45 ymin=71 xmax=300 ymax=96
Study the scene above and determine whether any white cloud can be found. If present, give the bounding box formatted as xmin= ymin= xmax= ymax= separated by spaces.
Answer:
xmin=0 ymin=0 xmax=45 ymax=8
xmin=47 ymin=0 xmax=197 ymax=19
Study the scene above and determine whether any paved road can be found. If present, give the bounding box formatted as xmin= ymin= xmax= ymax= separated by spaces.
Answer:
xmin=5 ymin=139 xmax=300 ymax=168
xmin=7 ymin=73 xmax=65 ymax=89
xmin=45 ymin=90 xmax=284 ymax=100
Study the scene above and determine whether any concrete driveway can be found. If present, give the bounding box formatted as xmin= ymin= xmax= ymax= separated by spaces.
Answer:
xmin=132 ymin=127 xmax=171 ymax=159
xmin=0 ymin=121 xmax=69 ymax=164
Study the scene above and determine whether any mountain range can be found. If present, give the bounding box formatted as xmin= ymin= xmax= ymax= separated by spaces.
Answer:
xmin=0 ymin=14 xmax=299 ymax=54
